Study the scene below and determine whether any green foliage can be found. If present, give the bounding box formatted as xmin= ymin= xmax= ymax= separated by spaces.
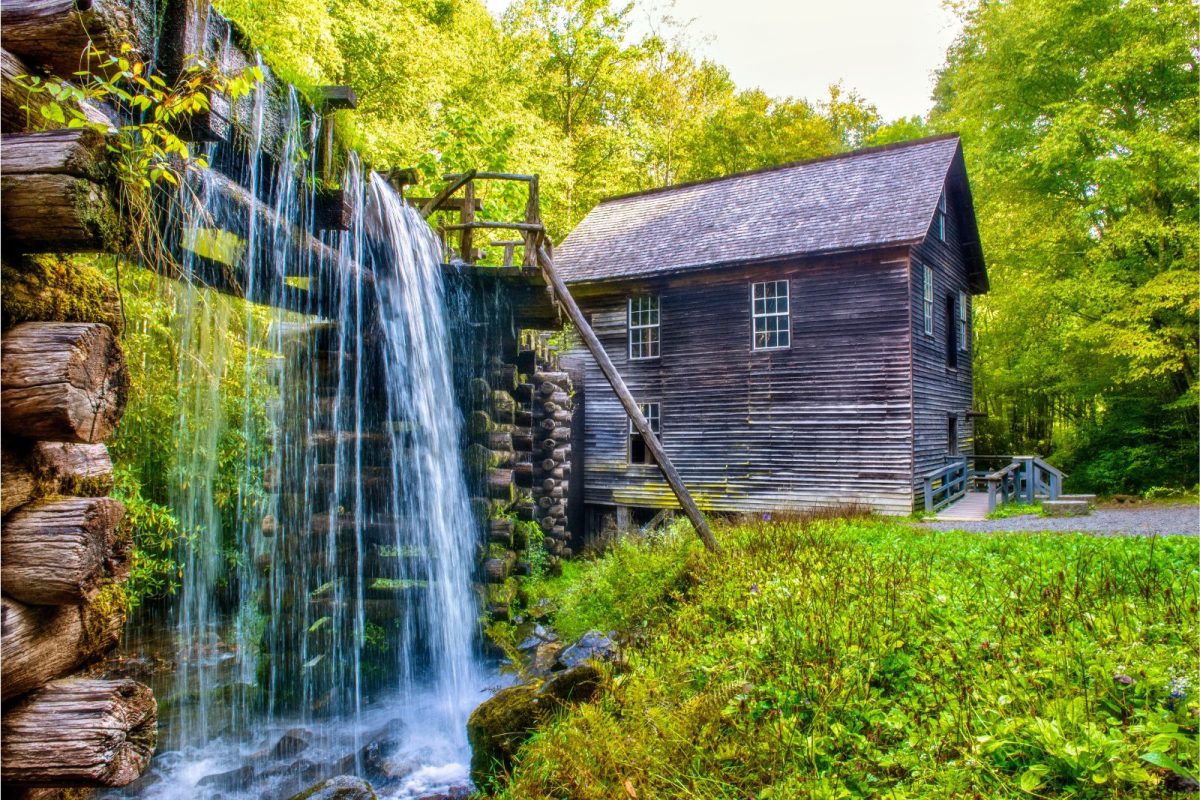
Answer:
xmin=112 ymin=466 xmax=187 ymax=609
xmin=494 ymin=519 xmax=1199 ymax=798
xmin=102 ymin=259 xmax=277 ymax=611
xmin=985 ymin=501 xmax=1042 ymax=520
xmin=931 ymin=0 xmax=1198 ymax=491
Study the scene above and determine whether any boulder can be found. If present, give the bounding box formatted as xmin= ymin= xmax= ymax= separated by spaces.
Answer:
xmin=287 ymin=775 xmax=377 ymax=800
xmin=539 ymin=663 xmax=601 ymax=704
xmin=466 ymin=683 xmax=548 ymax=785
xmin=271 ymin=728 xmax=314 ymax=759
xmin=516 ymin=623 xmax=558 ymax=651
xmin=554 ymin=630 xmax=620 ymax=670
xmin=1043 ymin=499 xmax=1090 ymax=517
xmin=197 ymin=764 xmax=257 ymax=790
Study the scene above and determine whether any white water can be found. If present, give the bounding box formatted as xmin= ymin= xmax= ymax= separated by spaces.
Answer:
xmin=106 ymin=82 xmax=492 ymax=800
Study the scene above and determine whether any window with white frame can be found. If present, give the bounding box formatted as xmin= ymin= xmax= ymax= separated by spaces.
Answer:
xmin=922 ymin=265 xmax=934 ymax=336
xmin=628 ymin=402 xmax=660 ymax=465
xmin=958 ymin=290 xmax=969 ymax=351
xmin=628 ymin=296 xmax=660 ymax=360
xmin=751 ymin=280 xmax=790 ymax=350
xmin=937 ymin=189 xmax=948 ymax=241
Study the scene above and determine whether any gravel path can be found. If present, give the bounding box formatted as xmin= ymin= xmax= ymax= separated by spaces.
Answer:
xmin=922 ymin=503 xmax=1198 ymax=536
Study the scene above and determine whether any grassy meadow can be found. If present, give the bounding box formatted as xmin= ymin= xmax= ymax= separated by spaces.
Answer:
xmin=487 ymin=516 xmax=1199 ymax=799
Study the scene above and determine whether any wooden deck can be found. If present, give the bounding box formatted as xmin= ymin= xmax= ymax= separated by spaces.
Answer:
xmin=933 ymin=491 xmax=991 ymax=521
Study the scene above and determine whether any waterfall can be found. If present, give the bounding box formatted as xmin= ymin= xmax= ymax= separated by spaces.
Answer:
xmin=107 ymin=81 xmax=490 ymax=800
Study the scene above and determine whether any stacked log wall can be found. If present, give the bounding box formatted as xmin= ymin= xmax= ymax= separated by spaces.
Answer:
xmin=1 ymin=5 xmax=158 ymax=784
xmin=0 ymin=319 xmax=158 ymax=788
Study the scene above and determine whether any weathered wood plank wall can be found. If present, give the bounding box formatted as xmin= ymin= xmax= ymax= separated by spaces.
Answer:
xmin=909 ymin=178 xmax=976 ymax=483
xmin=570 ymin=247 xmax=916 ymax=516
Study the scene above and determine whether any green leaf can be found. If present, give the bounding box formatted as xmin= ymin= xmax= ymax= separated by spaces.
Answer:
xmin=1141 ymin=751 xmax=1197 ymax=783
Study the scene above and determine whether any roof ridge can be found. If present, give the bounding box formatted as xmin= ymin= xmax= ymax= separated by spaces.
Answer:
xmin=597 ymin=132 xmax=962 ymax=205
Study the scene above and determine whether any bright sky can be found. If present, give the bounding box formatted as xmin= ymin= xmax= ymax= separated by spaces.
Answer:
xmin=484 ymin=0 xmax=964 ymax=121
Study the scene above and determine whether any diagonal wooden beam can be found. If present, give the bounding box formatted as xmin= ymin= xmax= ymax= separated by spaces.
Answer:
xmin=535 ymin=245 xmax=721 ymax=554
xmin=420 ymin=170 xmax=476 ymax=219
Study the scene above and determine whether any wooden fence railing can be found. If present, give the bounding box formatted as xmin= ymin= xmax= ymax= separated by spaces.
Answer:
xmin=921 ymin=458 xmax=970 ymax=512
xmin=923 ymin=455 xmax=1064 ymax=513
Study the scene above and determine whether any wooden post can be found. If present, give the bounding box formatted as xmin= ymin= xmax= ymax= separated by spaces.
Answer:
xmin=523 ymin=176 xmax=540 ymax=266
xmin=460 ymin=179 xmax=475 ymax=264
xmin=535 ymin=246 xmax=720 ymax=554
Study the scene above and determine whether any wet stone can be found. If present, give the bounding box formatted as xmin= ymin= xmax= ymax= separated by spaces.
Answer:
xmin=414 ymin=786 xmax=471 ymax=800
xmin=554 ymin=630 xmax=619 ymax=670
xmin=197 ymin=764 xmax=257 ymax=790
xmin=271 ymin=727 xmax=314 ymax=759
xmin=286 ymin=775 xmax=377 ymax=800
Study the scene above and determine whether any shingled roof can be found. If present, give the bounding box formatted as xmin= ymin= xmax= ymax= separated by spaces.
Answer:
xmin=554 ymin=134 xmax=986 ymax=289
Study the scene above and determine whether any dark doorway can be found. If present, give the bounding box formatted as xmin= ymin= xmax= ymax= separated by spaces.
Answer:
xmin=948 ymin=414 xmax=959 ymax=455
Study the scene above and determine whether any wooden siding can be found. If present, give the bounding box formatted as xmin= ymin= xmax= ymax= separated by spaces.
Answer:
xmin=910 ymin=183 xmax=977 ymax=486
xmin=571 ymin=249 xmax=916 ymax=516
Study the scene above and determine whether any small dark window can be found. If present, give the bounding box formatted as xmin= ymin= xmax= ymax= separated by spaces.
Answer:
xmin=958 ymin=290 xmax=969 ymax=351
xmin=948 ymin=415 xmax=959 ymax=455
xmin=945 ymin=294 xmax=958 ymax=369
xmin=628 ymin=402 xmax=661 ymax=465
xmin=937 ymin=190 xmax=948 ymax=242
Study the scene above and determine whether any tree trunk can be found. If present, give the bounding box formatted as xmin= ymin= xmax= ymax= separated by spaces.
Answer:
xmin=0 ymin=0 xmax=136 ymax=80
xmin=2 ymin=496 xmax=129 ymax=605
xmin=2 ymin=445 xmax=37 ymax=515
xmin=1 ymin=678 xmax=157 ymax=787
xmin=1 ymin=129 xmax=107 ymax=179
xmin=1 ymin=595 xmax=125 ymax=701
xmin=1 ymin=322 xmax=128 ymax=442
xmin=30 ymin=441 xmax=113 ymax=495
xmin=1 ymin=173 xmax=122 ymax=253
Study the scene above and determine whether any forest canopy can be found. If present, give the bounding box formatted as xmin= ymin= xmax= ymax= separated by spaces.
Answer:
xmin=212 ymin=0 xmax=1196 ymax=494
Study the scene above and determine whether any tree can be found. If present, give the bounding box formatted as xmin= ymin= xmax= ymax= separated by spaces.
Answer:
xmin=932 ymin=0 xmax=1198 ymax=490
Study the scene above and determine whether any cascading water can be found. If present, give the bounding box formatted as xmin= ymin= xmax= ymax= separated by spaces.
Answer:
xmin=108 ymin=79 xmax=492 ymax=800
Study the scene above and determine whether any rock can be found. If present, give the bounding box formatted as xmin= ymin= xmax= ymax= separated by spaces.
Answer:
xmin=286 ymin=775 xmax=377 ymax=800
xmin=516 ymin=623 xmax=558 ymax=651
xmin=532 ymin=641 xmax=563 ymax=674
xmin=415 ymin=786 xmax=471 ymax=800
xmin=261 ymin=758 xmax=320 ymax=782
xmin=271 ymin=728 xmax=314 ymax=759
xmin=197 ymin=764 xmax=257 ymax=790
xmin=554 ymin=630 xmax=620 ymax=670
xmin=467 ymin=684 xmax=549 ymax=785
xmin=1043 ymin=499 xmax=1090 ymax=517
xmin=331 ymin=737 xmax=399 ymax=779
xmin=539 ymin=663 xmax=602 ymax=704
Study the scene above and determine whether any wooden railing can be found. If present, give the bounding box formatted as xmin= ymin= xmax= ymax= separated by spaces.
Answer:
xmin=923 ymin=455 xmax=1065 ymax=513
xmin=921 ymin=457 xmax=970 ymax=512
xmin=981 ymin=456 xmax=1064 ymax=512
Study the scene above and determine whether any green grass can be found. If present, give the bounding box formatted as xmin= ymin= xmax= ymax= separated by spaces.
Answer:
xmin=985 ymin=501 xmax=1043 ymax=520
xmin=487 ymin=517 xmax=1199 ymax=799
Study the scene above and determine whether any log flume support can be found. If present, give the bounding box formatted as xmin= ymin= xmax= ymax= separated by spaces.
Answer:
xmin=535 ymin=246 xmax=721 ymax=554
xmin=0 ymin=0 xmax=135 ymax=79
xmin=2 ymin=496 xmax=129 ymax=606
xmin=1 ymin=322 xmax=129 ymax=443
xmin=1 ymin=595 xmax=125 ymax=702
xmin=1 ymin=678 xmax=158 ymax=788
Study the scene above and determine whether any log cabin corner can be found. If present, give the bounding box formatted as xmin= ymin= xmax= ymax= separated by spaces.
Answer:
xmin=555 ymin=134 xmax=989 ymax=536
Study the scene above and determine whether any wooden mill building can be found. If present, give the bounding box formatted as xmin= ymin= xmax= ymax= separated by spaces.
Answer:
xmin=556 ymin=134 xmax=988 ymax=525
